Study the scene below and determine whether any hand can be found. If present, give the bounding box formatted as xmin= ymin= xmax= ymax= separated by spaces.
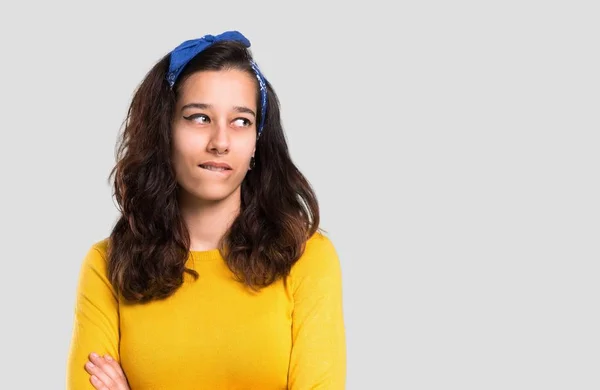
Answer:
xmin=85 ymin=352 xmax=130 ymax=390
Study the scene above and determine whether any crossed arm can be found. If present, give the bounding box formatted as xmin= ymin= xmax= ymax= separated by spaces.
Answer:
xmin=67 ymin=234 xmax=346 ymax=389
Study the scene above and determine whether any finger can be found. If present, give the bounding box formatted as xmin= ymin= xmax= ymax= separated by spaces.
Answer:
xmin=90 ymin=374 xmax=109 ymax=390
xmin=89 ymin=353 xmax=122 ymax=382
xmin=103 ymin=354 xmax=126 ymax=377
xmin=85 ymin=361 xmax=114 ymax=388
xmin=103 ymin=354 xmax=129 ymax=390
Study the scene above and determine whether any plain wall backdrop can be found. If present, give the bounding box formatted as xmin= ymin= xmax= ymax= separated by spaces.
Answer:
xmin=0 ymin=1 xmax=598 ymax=389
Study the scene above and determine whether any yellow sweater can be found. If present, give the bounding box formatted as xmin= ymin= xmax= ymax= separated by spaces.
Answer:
xmin=66 ymin=232 xmax=346 ymax=389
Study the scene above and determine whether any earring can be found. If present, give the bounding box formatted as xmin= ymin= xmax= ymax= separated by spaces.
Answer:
xmin=249 ymin=156 xmax=255 ymax=170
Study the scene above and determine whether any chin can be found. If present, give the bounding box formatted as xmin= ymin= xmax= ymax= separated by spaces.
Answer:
xmin=193 ymin=191 xmax=234 ymax=202
xmin=177 ymin=174 xmax=243 ymax=203
xmin=183 ymin=184 xmax=241 ymax=203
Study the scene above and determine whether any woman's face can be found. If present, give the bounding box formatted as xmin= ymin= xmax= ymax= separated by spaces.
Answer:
xmin=171 ymin=69 xmax=257 ymax=204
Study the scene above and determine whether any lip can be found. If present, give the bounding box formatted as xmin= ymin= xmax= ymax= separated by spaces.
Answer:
xmin=198 ymin=161 xmax=232 ymax=170
xmin=197 ymin=160 xmax=233 ymax=176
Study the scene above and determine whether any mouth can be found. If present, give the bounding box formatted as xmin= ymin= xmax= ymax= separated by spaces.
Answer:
xmin=199 ymin=165 xmax=230 ymax=171
xmin=198 ymin=162 xmax=233 ymax=173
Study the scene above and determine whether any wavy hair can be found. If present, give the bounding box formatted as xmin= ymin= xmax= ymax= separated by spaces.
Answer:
xmin=107 ymin=41 xmax=320 ymax=303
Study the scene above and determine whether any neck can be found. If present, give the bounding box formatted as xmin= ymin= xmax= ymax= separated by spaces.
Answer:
xmin=178 ymin=189 xmax=241 ymax=251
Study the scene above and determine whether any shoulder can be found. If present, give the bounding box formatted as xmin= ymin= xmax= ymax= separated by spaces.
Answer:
xmin=303 ymin=230 xmax=338 ymax=262
xmin=80 ymin=237 xmax=110 ymax=270
xmin=91 ymin=238 xmax=110 ymax=255
xmin=73 ymin=238 xmax=119 ymax=299
xmin=290 ymin=230 xmax=342 ymax=284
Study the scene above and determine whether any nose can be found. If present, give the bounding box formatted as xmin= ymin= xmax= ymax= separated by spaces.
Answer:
xmin=206 ymin=121 xmax=230 ymax=155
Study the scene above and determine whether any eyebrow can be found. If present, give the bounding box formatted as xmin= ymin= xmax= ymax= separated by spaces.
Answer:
xmin=181 ymin=103 xmax=256 ymax=117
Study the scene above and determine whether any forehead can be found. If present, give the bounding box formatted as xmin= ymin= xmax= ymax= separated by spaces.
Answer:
xmin=177 ymin=69 xmax=257 ymax=109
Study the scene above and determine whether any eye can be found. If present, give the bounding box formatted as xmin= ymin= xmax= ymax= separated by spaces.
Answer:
xmin=233 ymin=118 xmax=253 ymax=127
xmin=183 ymin=114 xmax=210 ymax=124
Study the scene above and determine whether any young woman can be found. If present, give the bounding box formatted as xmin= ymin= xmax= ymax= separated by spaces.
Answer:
xmin=66 ymin=31 xmax=346 ymax=389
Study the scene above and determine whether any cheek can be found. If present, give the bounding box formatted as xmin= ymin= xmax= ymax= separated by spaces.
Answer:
xmin=232 ymin=135 xmax=256 ymax=158
xmin=172 ymin=129 xmax=203 ymax=160
xmin=171 ymin=137 xmax=196 ymax=179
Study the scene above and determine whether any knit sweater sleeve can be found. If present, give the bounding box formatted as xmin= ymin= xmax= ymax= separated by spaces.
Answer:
xmin=66 ymin=241 xmax=120 ymax=389
xmin=288 ymin=232 xmax=347 ymax=389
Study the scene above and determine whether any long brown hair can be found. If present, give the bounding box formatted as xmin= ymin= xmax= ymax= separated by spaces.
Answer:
xmin=107 ymin=41 xmax=320 ymax=303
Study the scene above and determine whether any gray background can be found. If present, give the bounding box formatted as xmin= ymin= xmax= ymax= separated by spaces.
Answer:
xmin=1 ymin=1 xmax=598 ymax=389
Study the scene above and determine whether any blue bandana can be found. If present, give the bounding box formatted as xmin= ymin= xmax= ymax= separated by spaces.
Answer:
xmin=166 ymin=30 xmax=268 ymax=137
